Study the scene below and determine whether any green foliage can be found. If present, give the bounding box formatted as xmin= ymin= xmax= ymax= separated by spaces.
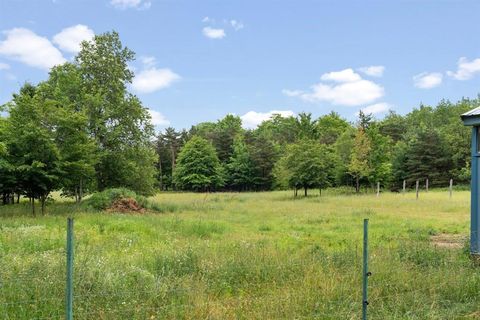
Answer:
xmin=317 ymin=111 xmax=351 ymax=145
xmin=156 ymin=127 xmax=188 ymax=190
xmin=294 ymin=112 xmax=318 ymax=140
xmin=366 ymin=124 xmax=393 ymax=185
xmin=43 ymin=63 xmax=98 ymax=201
xmin=348 ymin=128 xmax=372 ymax=192
xmin=189 ymin=114 xmax=243 ymax=163
xmin=83 ymin=187 xmax=138 ymax=210
xmin=226 ymin=136 xmax=255 ymax=190
xmin=173 ymin=136 xmax=224 ymax=191
xmin=278 ymin=139 xmax=336 ymax=195
xmin=1 ymin=31 xmax=157 ymax=212
xmin=75 ymin=32 xmax=155 ymax=193
xmin=6 ymin=83 xmax=62 ymax=214
xmin=247 ymin=132 xmax=279 ymax=190
xmin=255 ymin=114 xmax=297 ymax=146
xmin=399 ymin=127 xmax=454 ymax=187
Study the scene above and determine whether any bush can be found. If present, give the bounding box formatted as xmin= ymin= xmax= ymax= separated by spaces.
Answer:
xmin=83 ymin=188 xmax=140 ymax=211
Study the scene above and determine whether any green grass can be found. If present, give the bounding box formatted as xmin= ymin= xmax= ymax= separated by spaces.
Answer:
xmin=0 ymin=189 xmax=476 ymax=319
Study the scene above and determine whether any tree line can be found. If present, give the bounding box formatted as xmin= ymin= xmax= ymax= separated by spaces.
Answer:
xmin=157 ymin=100 xmax=475 ymax=196
xmin=0 ymin=31 xmax=477 ymax=214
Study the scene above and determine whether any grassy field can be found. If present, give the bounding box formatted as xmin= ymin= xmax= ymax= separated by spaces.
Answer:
xmin=0 ymin=189 xmax=477 ymax=319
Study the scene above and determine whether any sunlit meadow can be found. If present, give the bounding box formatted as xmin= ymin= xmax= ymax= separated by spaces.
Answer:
xmin=0 ymin=189 xmax=477 ymax=319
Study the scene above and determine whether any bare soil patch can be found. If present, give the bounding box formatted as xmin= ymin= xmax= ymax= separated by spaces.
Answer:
xmin=430 ymin=234 xmax=466 ymax=249
xmin=107 ymin=197 xmax=145 ymax=213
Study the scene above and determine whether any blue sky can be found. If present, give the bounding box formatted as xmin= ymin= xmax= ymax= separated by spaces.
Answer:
xmin=1 ymin=0 xmax=480 ymax=130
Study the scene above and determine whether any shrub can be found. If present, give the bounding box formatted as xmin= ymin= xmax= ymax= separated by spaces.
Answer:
xmin=83 ymin=188 xmax=140 ymax=211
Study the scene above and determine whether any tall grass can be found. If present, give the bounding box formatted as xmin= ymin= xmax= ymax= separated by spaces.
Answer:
xmin=0 ymin=190 xmax=474 ymax=319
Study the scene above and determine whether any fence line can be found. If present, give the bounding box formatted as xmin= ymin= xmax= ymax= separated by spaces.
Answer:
xmin=0 ymin=217 xmax=471 ymax=319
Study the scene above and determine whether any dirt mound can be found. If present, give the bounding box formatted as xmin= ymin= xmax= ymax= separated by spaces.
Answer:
xmin=107 ymin=197 xmax=145 ymax=213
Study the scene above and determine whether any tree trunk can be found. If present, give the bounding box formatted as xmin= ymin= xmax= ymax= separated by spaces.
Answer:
xmin=16 ymin=193 xmax=20 ymax=204
xmin=41 ymin=195 xmax=46 ymax=215
xmin=304 ymin=187 xmax=307 ymax=197
xmin=79 ymin=178 xmax=83 ymax=202
xmin=158 ymin=154 xmax=163 ymax=190
xmin=31 ymin=197 xmax=35 ymax=217
xmin=171 ymin=147 xmax=176 ymax=190
xmin=355 ymin=176 xmax=360 ymax=193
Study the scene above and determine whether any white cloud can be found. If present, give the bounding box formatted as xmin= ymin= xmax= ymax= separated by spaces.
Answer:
xmin=0 ymin=62 xmax=10 ymax=70
xmin=282 ymin=89 xmax=303 ymax=97
xmin=202 ymin=27 xmax=226 ymax=39
xmin=413 ymin=72 xmax=443 ymax=89
xmin=285 ymin=68 xmax=384 ymax=106
xmin=358 ymin=65 xmax=385 ymax=77
xmin=110 ymin=0 xmax=151 ymax=10
xmin=0 ymin=28 xmax=65 ymax=70
xmin=360 ymin=102 xmax=392 ymax=115
xmin=53 ymin=24 xmax=94 ymax=53
xmin=240 ymin=110 xmax=295 ymax=129
xmin=447 ymin=57 xmax=480 ymax=80
xmin=320 ymin=68 xmax=362 ymax=83
xmin=132 ymin=67 xmax=180 ymax=93
xmin=230 ymin=20 xmax=244 ymax=31
xmin=202 ymin=17 xmax=211 ymax=23
xmin=148 ymin=109 xmax=170 ymax=126
xmin=140 ymin=55 xmax=156 ymax=67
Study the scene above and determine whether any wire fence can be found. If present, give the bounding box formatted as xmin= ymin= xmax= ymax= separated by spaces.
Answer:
xmin=0 ymin=217 xmax=473 ymax=319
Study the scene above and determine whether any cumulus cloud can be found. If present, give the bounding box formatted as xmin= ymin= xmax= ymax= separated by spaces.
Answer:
xmin=132 ymin=67 xmax=180 ymax=93
xmin=240 ymin=110 xmax=295 ymax=129
xmin=284 ymin=68 xmax=384 ymax=107
xmin=53 ymin=24 xmax=94 ymax=53
xmin=320 ymin=68 xmax=362 ymax=82
xmin=0 ymin=62 xmax=10 ymax=70
xmin=202 ymin=27 xmax=226 ymax=39
xmin=110 ymin=0 xmax=151 ymax=9
xmin=447 ymin=57 xmax=480 ymax=80
xmin=148 ymin=109 xmax=170 ymax=126
xmin=360 ymin=102 xmax=392 ymax=115
xmin=0 ymin=28 xmax=65 ymax=70
xmin=358 ymin=65 xmax=385 ymax=77
xmin=413 ymin=72 xmax=443 ymax=89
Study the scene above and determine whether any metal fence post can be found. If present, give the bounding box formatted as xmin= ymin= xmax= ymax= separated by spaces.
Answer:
xmin=66 ymin=218 xmax=74 ymax=320
xmin=362 ymin=219 xmax=370 ymax=320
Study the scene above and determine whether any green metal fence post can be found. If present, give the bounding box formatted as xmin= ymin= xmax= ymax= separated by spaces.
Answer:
xmin=66 ymin=218 xmax=74 ymax=320
xmin=362 ymin=219 xmax=371 ymax=320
